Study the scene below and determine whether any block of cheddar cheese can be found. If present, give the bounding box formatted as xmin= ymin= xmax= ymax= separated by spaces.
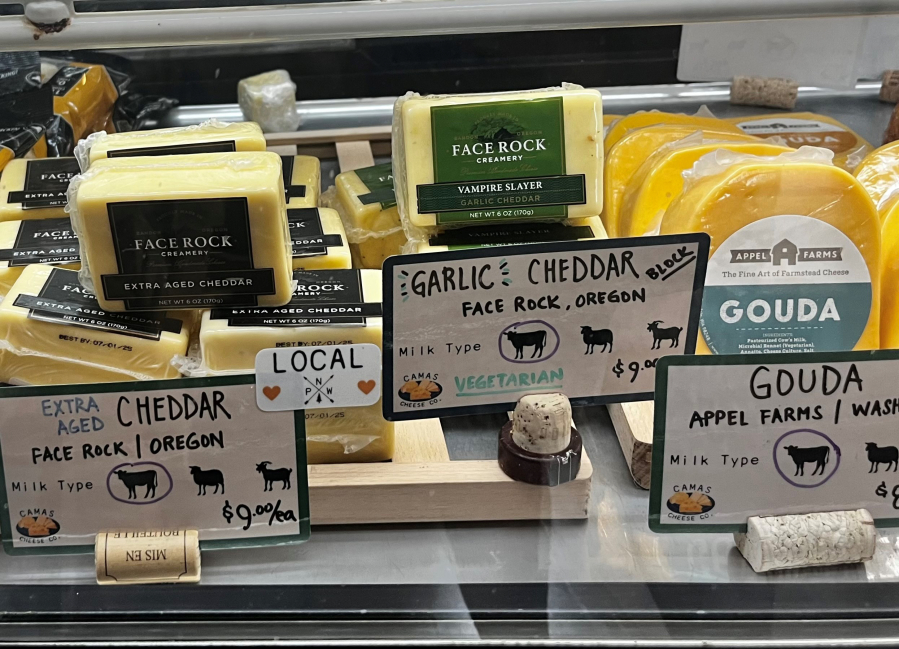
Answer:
xmin=396 ymin=85 xmax=603 ymax=229
xmin=77 ymin=120 xmax=266 ymax=168
xmin=854 ymin=140 xmax=899 ymax=219
xmin=199 ymin=269 xmax=392 ymax=463
xmin=288 ymin=207 xmax=351 ymax=270
xmin=0 ymin=217 xmax=80 ymax=295
xmin=618 ymin=140 xmax=792 ymax=237
xmin=0 ymin=157 xmax=79 ymax=221
xmin=416 ymin=215 xmax=606 ymax=252
xmin=0 ymin=265 xmax=189 ymax=384
xmin=282 ymin=155 xmax=320 ymax=208
xmin=70 ymin=151 xmax=294 ymax=312
xmin=333 ymin=162 xmax=406 ymax=268
xmin=660 ymin=150 xmax=880 ymax=355
xmin=727 ymin=113 xmax=872 ymax=171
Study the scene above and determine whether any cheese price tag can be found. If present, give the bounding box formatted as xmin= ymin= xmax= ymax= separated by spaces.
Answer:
xmin=0 ymin=376 xmax=310 ymax=555
xmin=650 ymin=351 xmax=899 ymax=533
xmin=383 ymin=234 xmax=709 ymax=420
xmin=254 ymin=343 xmax=381 ymax=412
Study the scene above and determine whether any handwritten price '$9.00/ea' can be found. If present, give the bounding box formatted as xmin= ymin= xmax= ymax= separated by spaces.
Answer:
xmin=612 ymin=358 xmax=659 ymax=383
xmin=875 ymin=482 xmax=899 ymax=510
xmin=222 ymin=499 xmax=298 ymax=531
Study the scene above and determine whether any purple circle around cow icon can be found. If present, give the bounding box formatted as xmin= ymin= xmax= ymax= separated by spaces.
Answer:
xmin=773 ymin=428 xmax=841 ymax=489
xmin=498 ymin=320 xmax=560 ymax=364
xmin=106 ymin=461 xmax=173 ymax=505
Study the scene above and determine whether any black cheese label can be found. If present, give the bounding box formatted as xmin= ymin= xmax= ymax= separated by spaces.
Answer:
xmin=48 ymin=66 xmax=89 ymax=97
xmin=288 ymin=208 xmax=342 ymax=258
xmin=7 ymin=158 xmax=79 ymax=209
xmin=210 ymin=269 xmax=380 ymax=327
xmin=0 ymin=217 xmax=80 ymax=267
xmin=102 ymin=197 xmax=275 ymax=310
xmin=106 ymin=141 xmax=237 ymax=158
xmin=430 ymin=221 xmax=594 ymax=249
xmin=14 ymin=268 xmax=183 ymax=340
xmin=281 ymin=156 xmax=308 ymax=199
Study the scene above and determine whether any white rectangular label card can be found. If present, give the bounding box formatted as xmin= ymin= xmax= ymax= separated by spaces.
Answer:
xmin=650 ymin=350 xmax=899 ymax=532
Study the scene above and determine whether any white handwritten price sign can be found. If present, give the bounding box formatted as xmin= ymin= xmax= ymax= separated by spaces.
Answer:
xmin=650 ymin=351 xmax=899 ymax=533
xmin=0 ymin=376 xmax=309 ymax=554
xmin=382 ymin=234 xmax=709 ymax=420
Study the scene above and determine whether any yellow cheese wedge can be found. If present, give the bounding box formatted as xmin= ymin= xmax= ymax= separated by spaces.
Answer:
xmin=660 ymin=155 xmax=880 ymax=354
xmin=81 ymin=121 xmax=266 ymax=166
xmin=618 ymin=141 xmax=792 ymax=237
xmin=333 ymin=163 xmax=406 ymax=269
xmin=0 ymin=217 xmax=80 ymax=295
xmin=416 ymin=215 xmax=606 ymax=252
xmin=880 ymin=201 xmax=899 ymax=349
xmin=603 ymin=125 xmax=756 ymax=236
xmin=604 ymin=111 xmax=745 ymax=153
xmin=854 ymin=140 xmax=899 ymax=219
xmin=397 ymin=86 xmax=603 ymax=228
xmin=603 ymin=114 xmax=621 ymax=138
xmin=288 ymin=207 xmax=351 ymax=270
xmin=0 ymin=265 xmax=189 ymax=384
xmin=0 ymin=157 xmax=79 ymax=221
xmin=51 ymin=63 xmax=119 ymax=145
xmin=728 ymin=113 xmax=872 ymax=171
xmin=71 ymin=152 xmax=294 ymax=312
xmin=198 ymin=269 xmax=392 ymax=464
xmin=283 ymin=155 xmax=321 ymax=208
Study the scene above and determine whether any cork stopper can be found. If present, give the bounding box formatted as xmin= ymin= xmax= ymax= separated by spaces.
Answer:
xmin=730 ymin=76 xmax=798 ymax=110
xmin=511 ymin=393 xmax=572 ymax=455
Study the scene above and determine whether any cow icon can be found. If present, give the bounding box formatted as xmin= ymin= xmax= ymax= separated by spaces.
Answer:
xmin=189 ymin=466 xmax=225 ymax=495
xmin=580 ymin=326 xmax=612 ymax=354
xmin=783 ymin=445 xmax=830 ymax=476
xmin=504 ymin=329 xmax=547 ymax=360
xmin=114 ymin=469 xmax=158 ymax=499
xmin=866 ymin=443 xmax=899 ymax=473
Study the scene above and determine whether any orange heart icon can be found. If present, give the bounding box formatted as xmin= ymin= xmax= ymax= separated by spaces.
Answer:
xmin=262 ymin=386 xmax=281 ymax=401
xmin=357 ymin=380 xmax=376 ymax=395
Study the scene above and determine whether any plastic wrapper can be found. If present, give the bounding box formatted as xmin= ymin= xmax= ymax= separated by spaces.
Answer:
xmin=878 ymin=202 xmax=899 ymax=349
xmin=0 ymin=265 xmax=190 ymax=385
xmin=854 ymin=140 xmax=899 ymax=220
xmin=393 ymin=84 xmax=603 ymax=237
xmin=603 ymin=106 xmax=743 ymax=154
xmin=325 ymin=162 xmax=406 ymax=269
xmin=0 ymin=54 xmax=51 ymax=172
xmin=238 ymin=69 xmax=301 ymax=134
xmin=47 ymin=62 xmax=119 ymax=151
xmin=66 ymin=151 xmax=294 ymax=312
xmin=0 ymin=156 xmax=79 ymax=221
xmin=0 ymin=217 xmax=80 ymax=295
xmin=617 ymin=134 xmax=791 ymax=238
xmin=726 ymin=112 xmax=872 ymax=172
xmin=660 ymin=146 xmax=880 ymax=355
xmin=74 ymin=119 xmax=266 ymax=171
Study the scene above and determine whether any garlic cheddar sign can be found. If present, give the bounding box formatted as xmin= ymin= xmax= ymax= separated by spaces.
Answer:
xmin=382 ymin=234 xmax=709 ymax=420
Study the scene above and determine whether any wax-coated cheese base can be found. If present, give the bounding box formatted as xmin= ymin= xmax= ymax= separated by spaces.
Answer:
xmin=855 ymin=141 xmax=899 ymax=218
xmin=334 ymin=168 xmax=405 ymax=269
xmin=660 ymin=162 xmax=880 ymax=354
xmin=291 ymin=208 xmax=351 ymax=270
xmin=400 ymin=88 xmax=603 ymax=227
xmin=73 ymin=152 xmax=293 ymax=311
xmin=0 ymin=159 xmax=69 ymax=221
xmin=604 ymin=111 xmax=746 ymax=154
xmin=285 ymin=155 xmax=321 ymax=208
xmin=86 ymin=121 xmax=266 ymax=164
xmin=880 ymin=200 xmax=899 ymax=349
xmin=0 ymin=220 xmax=80 ymax=296
xmin=0 ymin=265 xmax=189 ymax=383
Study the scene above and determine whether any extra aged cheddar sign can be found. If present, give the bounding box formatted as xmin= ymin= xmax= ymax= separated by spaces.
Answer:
xmin=382 ymin=235 xmax=709 ymax=420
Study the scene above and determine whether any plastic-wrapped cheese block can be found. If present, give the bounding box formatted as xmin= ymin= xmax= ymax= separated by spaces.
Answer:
xmin=288 ymin=207 xmax=351 ymax=270
xmin=49 ymin=63 xmax=119 ymax=147
xmin=854 ymin=141 xmax=899 ymax=219
xmin=0 ymin=265 xmax=189 ymax=384
xmin=333 ymin=162 xmax=406 ymax=268
xmin=603 ymin=125 xmax=755 ymax=236
xmin=237 ymin=69 xmax=300 ymax=134
xmin=660 ymin=148 xmax=880 ymax=355
xmin=68 ymin=151 xmax=294 ymax=312
xmin=0 ymin=157 xmax=79 ymax=221
xmin=198 ymin=269 xmax=393 ymax=464
xmin=395 ymin=85 xmax=603 ymax=231
xmin=618 ymin=140 xmax=792 ymax=237
xmin=75 ymin=120 xmax=266 ymax=169
xmin=879 ymin=203 xmax=899 ymax=349
xmin=0 ymin=217 xmax=80 ymax=295
xmin=415 ymin=216 xmax=606 ymax=252
xmin=728 ymin=112 xmax=872 ymax=171
xmin=282 ymin=155 xmax=320 ymax=208
xmin=604 ymin=110 xmax=745 ymax=153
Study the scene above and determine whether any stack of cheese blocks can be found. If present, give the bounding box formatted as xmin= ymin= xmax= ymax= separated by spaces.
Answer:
xmin=0 ymin=120 xmax=394 ymax=465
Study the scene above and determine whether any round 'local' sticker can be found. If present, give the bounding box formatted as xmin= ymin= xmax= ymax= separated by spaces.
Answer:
xmin=700 ymin=215 xmax=872 ymax=355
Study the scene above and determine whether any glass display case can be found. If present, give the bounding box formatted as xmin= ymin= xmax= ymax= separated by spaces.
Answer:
xmin=0 ymin=1 xmax=898 ymax=645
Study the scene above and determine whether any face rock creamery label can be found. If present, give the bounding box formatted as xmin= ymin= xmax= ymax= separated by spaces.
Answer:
xmin=701 ymin=215 xmax=872 ymax=354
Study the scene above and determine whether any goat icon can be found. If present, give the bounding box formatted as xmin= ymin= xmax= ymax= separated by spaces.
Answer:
xmin=256 ymin=461 xmax=293 ymax=491
xmin=648 ymin=321 xmax=682 ymax=349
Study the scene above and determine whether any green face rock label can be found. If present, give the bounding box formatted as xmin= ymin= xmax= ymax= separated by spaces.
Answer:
xmin=701 ymin=215 xmax=872 ymax=354
xmin=422 ymin=98 xmax=585 ymax=224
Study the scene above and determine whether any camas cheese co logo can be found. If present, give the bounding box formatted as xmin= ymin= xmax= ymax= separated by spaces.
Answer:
xmin=398 ymin=374 xmax=443 ymax=408
xmin=666 ymin=490 xmax=715 ymax=515
xmin=16 ymin=511 xmax=61 ymax=543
